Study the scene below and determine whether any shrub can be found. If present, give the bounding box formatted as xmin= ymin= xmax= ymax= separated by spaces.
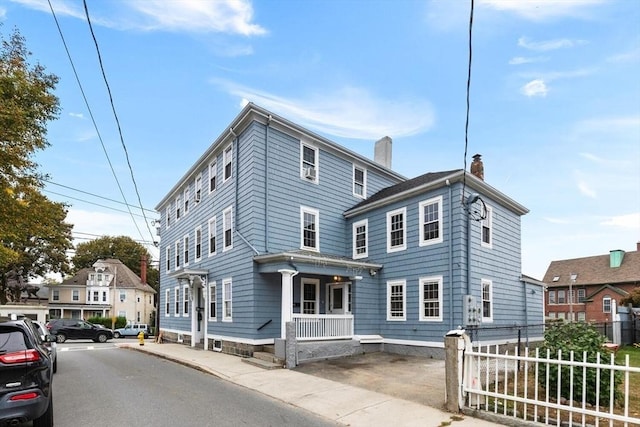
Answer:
xmin=538 ymin=322 xmax=622 ymax=406
xmin=87 ymin=316 xmax=127 ymax=329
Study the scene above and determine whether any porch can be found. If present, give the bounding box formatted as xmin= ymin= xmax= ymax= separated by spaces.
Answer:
xmin=293 ymin=313 xmax=354 ymax=341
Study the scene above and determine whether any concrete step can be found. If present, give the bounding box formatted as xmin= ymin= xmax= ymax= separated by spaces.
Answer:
xmin=241 ymin=357 xmax=283 ymax=370
xmin=253 ymin=351 xmax=283 ymax=364
xmin=261 ymin=344 xmax=275 ymax=354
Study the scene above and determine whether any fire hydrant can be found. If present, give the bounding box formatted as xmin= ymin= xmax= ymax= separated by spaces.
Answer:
xmin=138 ymin=331 xmax=145 ymax=346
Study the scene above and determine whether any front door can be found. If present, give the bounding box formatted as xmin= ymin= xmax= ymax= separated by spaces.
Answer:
xmin=328 ymin=283 xmax=349 ymax=314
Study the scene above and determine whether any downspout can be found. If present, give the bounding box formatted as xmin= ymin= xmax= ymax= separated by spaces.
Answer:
xmin=447 ymin=179 xmax=454 ymax=330
xmin=265 ymin=115 xmax=272 ymax=252
xmin=521 ymin=275 xmax=530 ymax=346
xmin=465 ymin=193 xmax=479 ymax=296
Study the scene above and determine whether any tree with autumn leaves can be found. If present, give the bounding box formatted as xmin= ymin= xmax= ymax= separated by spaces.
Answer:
xmin=0 ymin=28 xmax=73 ymax=304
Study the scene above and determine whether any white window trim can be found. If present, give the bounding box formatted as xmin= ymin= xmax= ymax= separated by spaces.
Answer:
xmin=195 ymin=173 xmax=202 ymax=204
xmin=603 ymin=296 xmax=611 ymax=313
xmin=222 ymin=278 xmax=232 ymax=322
xmin=209 ymin=160 xmax=217 ymax=193
xmin=386 ymin=280 xmax=406 ymax=321
xmin=300 ymin=142 xmax=319 ymax=184
xmin=174 ymin=286 xmax=180 ymax=316
xmin=419 ymin=196 xmax=443 ymax=246
xmin=419 ymin=276 xmax=443 ymax=322
xmin=165 ymin=206 xmax=171 ymax=229
xmin=174 ymin=241 xmax=180 ymax=271
xmin=165 ymin=246 xmax=171 ymax=273
xmin=208 ymin=216 xmax=217 ymax=257
xmin=175 ymin=195 xmax=181 ymax=221
xmin=352 ymin=219 xmax=368 ymax=259
xmin=183 ymin=187 xmax=190 ymax=216
xmin=183 ymin=235 xmax=190 ymax=267
xmin=300 ymin=206 xmax=320 ymax=252
xmin=223 ymin=144 xmax=233 ymax=183
xmin=386 ymin=207 xmax=407 ymax=253
xmin=482 ymin=279 xmax=493 ymax=322
xmin=208 ymin=281 xmax=217 ymax=322
xmin=164 ymin=289 xmax=170 ymax=317
xmin=352 ymin=165 xmax=366 ymax=199
xmin=481 ymin=205 xmax=493 ymax=249
xmin=182 ymin=284 xmax=189 ymax=317
xmin=223 ymin=206 xmax=233 ymax=251
xmin=195 ymin=226 xmax=202 ymax=262
xmin=300 ymin=278 xmax=320 ymax=315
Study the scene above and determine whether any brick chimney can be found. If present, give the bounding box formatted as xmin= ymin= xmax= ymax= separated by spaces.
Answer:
xmin=470 ymin=154 xmax=484 ymax=180
xmin=140 ymin=255 xmax=147 ymax=284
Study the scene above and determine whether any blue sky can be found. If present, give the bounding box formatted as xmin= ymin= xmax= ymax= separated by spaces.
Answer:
xmin=1 ymin=0 xmax=639 ymax=279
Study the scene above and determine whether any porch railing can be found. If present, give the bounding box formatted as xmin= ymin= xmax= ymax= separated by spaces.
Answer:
xmin=292 ymin=314 xmax=354 ymax=341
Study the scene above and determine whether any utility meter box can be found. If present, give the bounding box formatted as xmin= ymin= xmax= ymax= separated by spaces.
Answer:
xmin=463 ymin=295 xmax=482 ymax=327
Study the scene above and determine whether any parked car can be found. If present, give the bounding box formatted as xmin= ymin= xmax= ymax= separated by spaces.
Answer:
xmin=46 ymin=319 xmax=113 ymax=343
xmin=33 ymin=321 xmax=57 ymax=374
xmin=0 ymin=314 xmax=54 ymax=427
xmin=113 ymin=323 xmax=150 ymax=339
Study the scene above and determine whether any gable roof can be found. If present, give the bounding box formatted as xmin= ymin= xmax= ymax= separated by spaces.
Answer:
xmin=584 ymin=284 xmax=630 ymax=301
xmin=543 ymin=250 xmax=640 ymax=287
xmin=344 ymin=169 xmax=528 ymax=218
xmin=60 ymin=258 xmax=156 ymax=294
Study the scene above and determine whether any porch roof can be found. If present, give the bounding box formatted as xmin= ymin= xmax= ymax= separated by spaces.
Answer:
xmin=254 ymin=250 xmax=382 ymax=277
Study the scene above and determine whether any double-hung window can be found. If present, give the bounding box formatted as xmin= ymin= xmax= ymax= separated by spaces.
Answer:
xmin=557 ymin=290 xmax=566 ymax=304
xmin=301 ymin=143 xmax=318 ymax=182
xmin=174 ymin=287 xmax=180 ymax=316
xmin=386 ymin=207 xmax=407 ymax=252
xmin=482 ymin=279 xmax=493 ymax=322
xmin=72 ymin=290 xmax=79 ymax=301
xmin=195 ymin=174 xmax=202 ymax=203
xmin=577 ymin=289 xmax=586 ymax=303
xmin=209 ymin=281 xmax=216 ymax=321
xmin=175 ymin=195 xmax=181 ymax=221
xmin=209 ymin=160 xmax=217 ymax=192
xmin=164 ymin=289 xmax=170 ymax=316
xmin=419 ymin=276 xmax=443 ymax=321
xmin=52 ymin=290 xmax=59 ymax=301
xmin=548 ymin=290 xmax=556 ymax=304
xmin=419 ymin=196 xmax=443 ymax=246
xmin=387 ymin=280 xmax=406 ymax=321
xmin=165 ymin=246 xmax=171 ymax=272
xmin=223 ymin=207 xmax=233 ymax=251
xmin=195 ymin=227 xmax=202 ymax=262
xmin=165 ymin=206 xmax=171 ymax=229
xmin=208 ymin=217 xmax=217 ymax=256
xmin=481 ymin=205 xmax=493 ymax=248
xmin=222 ymin=278 xmax=232 ymax=321
xmin=353 ymin=165 xmax=366 ymax=198
xmin=183 ymin=187 xmax=189 ymax=216
xmin=603 ymin=295 xmax=611 ymax=313
xmin=174 ymin=241 xmax=180 ymax=270
xmin=352 ymin=219 xmax=368 ymax=259
xmin=182 ymin=285 xmax=189 ymax=317
xmin=223 ymin=145 xmax=232 ymax=182
xmin=183 ymin=235 xmax=189 ymax=266
xmin=301 ymin=206 xmax=319 ymax=251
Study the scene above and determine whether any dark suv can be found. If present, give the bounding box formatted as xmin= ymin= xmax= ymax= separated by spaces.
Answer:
xmin=0 ymin=315 xmax=54 ymax=427
xmin=46 ymin=319 xmax=113 ymax=343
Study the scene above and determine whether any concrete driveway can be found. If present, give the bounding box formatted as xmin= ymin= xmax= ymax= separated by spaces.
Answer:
xmin=293 ymin=352 xmax=447 ymax=410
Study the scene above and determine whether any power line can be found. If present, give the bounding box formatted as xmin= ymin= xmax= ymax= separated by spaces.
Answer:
xmin=47 ymin=0 xmax=148 ymax=245
xmin=82 ymin=0 xmax=157 ymax=246
xmin=461 ymin=0 xmax=474 ymax=206
xmin=43 ymin=179 xmax=156 ymax=215
xmin=42 ymin=188 xmax=149 ymax=219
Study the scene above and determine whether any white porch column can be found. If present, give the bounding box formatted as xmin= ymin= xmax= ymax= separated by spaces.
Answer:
xmin=278 ymin=269 xmax=298 ymax=339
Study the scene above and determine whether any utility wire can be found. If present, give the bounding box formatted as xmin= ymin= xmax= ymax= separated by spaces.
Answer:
xmin=461 ymin=0 xmax=474 ymax=206
xmin=47 ymin=0 xmax=148 ymax=244
xmin=43 ymin=179 xmax=157 ymax=215
xmin=82 ymin=0 xmax=157 ymax=246
xmin=43 ymin=189 xmax=149 ymax=219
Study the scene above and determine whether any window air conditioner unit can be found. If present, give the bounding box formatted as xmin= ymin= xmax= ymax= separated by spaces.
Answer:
xmin=304 ymin=167 xmax=316 ymax=180
xmin=195 ymin=192 xmax=201 ymax=203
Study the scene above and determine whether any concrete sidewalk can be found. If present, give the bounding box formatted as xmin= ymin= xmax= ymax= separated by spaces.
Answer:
xmin=117 ymin=340 xmax=502 ymax=427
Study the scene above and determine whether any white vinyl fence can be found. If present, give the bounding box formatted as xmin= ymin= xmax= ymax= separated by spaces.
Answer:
xmin=463 ymin=344 xmax=640 ymax=426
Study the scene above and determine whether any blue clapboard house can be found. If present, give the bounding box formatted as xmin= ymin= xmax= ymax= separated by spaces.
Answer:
xmin=155 ymin=103 xmax=544 ymax=362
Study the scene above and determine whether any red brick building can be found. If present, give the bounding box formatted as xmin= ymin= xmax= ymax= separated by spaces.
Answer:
xmin=542 ymin=243 xmax=640 ymax=322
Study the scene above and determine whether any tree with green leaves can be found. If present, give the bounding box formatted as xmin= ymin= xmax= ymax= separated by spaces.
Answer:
xmin=72 ymin=235 xmax=159 ymax=292
xmin=0 ymin=27 xmax=74 ymax=304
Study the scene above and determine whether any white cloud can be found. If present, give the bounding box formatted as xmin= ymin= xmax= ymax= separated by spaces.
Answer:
xmin=11 ymin=0 xmax=267 ymax=35
xmin=606 ymin=47 xmax=640 ymax=63
xmin=518 ymin=37 xmax=587 ymax=52
xmin=508 ymin=56 xmax=548 ymax=65
xmin=521 ymin=79 xmax=548 ymax=97
xmin=601 ymin=213 xmax=640 ymax=230
xmin=577 ymin=180 xmax=597 ymax=198
xmin=543 ymin=217 xmax=572 ymax=225
xmin=479 ymin=0 xmax=605 ymax=21
xmin=215 ymin=80 xmax=435 ymax=140
xmin=0 ymin=6 xmax=6 ymax=20
xmin=69 ymin=112 xmax=85 ymax=119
